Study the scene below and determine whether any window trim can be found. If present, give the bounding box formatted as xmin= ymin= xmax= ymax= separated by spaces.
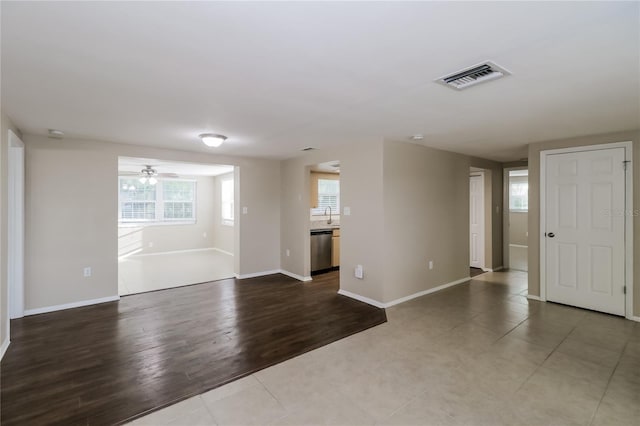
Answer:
xmin=118 ymin=177 xmax=197 ymax=227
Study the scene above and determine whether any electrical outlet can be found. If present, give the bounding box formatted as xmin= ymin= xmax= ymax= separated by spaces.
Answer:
xmin=343 ymin=207 xmax=351 ymax=216
xmin=203 ymin=232 xmax=207 ymax=238
xmin=286 ymin=249 xmax=290 ymax=257
xmin=242 ymin=206 xmax=248 ymax=214
xmin=355 ymin=264 xmax=363 ymax=279
xmin=148 ymin=242 xmax=154 ymax=248
xmin=83 ymin=267 xmax=92 ymax=277
xmin=428 ymin=260 xmax=433 ymax=270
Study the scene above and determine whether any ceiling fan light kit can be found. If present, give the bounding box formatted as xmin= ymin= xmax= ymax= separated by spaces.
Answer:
xmin=139 ymin=165 xmax=158 ymax=185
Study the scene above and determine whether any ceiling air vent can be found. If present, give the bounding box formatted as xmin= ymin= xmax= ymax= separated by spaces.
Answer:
xmin=301 ymin=147 xmax=316 ymax=151
xmin=436 ymin=61 xmax=511 ymax=90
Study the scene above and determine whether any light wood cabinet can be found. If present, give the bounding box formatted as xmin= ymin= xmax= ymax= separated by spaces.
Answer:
xmin=332 ymin=229 xmax=340 ymax=267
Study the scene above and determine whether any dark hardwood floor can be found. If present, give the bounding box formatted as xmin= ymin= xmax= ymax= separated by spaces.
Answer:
xmin=1 ymin=271 xmax=386 ymax=425
xmin=470 ymin=267 xmax=486 ymax=277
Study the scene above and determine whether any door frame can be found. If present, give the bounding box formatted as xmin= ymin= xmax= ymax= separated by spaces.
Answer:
xmin=503 ymin=166 xmax=528 ymax=270
xmin=8 ymin=130 xmax=25 ymax=321
xmin=539 ymin=141 xmax=633 ymax=319
xmin=469 ymin=171 xmax=485 ymax=270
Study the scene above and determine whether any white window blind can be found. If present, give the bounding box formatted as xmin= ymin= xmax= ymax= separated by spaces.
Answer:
xmin=312 ymin=179 xmax=339 ymax=215
xmin=221 ymin=178 xmax=234 ymax=226
xmin=118 ymin=177 xmax=196 ymax=225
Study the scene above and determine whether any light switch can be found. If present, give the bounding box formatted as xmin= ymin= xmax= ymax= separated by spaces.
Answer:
xmin=242 ymin=207 xmax=248 ymax=214
xmin=355 ymin=264 xmax=363 ymax=279
xmin=343 ymin=207 xmax=351 ymax=216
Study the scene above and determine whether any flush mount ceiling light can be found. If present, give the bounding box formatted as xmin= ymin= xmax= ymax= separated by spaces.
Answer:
xmin=139 ymin=165 xmax=158 ymax=185
xmin=199 ymin=133 xmax=227 ymax=148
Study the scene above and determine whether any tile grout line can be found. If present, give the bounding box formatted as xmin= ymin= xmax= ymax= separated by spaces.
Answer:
xmin=512 ymin=319 xmax=580 ymax=394
xmin=252 ymin=373 xmax=291 ymax=423
xmin=587 ymin=339 xmax=628 ymax=426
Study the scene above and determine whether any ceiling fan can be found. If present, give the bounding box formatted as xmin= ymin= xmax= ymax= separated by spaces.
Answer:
xmin=119 ymin=165 xmax=180 ymax=185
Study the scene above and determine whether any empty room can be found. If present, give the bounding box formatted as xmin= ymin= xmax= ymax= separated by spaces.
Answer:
xmin=1 ymin=2 xmax=639 ymax=426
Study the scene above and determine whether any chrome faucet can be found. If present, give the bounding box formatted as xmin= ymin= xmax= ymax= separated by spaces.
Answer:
xmin=324 ymin=206 xmax=333 ymax=225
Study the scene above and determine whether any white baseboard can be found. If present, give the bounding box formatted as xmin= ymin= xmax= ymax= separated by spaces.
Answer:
xmin=279 ymin=270 xmax=313 ymax=282
xmin=212 ymin=247 xmax=234 ymax=257
xmin=338 ymin=276 xmax=471 ymax=309
xmin=235 ymin=269 xmax=313 ymax=281
xmin=1 ymin=338 xmax=10 ymax=361
xmin=482 ymin=266 xmax=504 ymax=272
xmin=337 ymin=289 xmax=385 ymax=308
xmin=383 ymin=276 xmax=471 ymax=308
xmin=526 ymin=294 xmax=543 ymax=301
xmin=235 ymin=269 xmax=281 ymax=279
xmin=126 ymin=247 xmax=220 ymax=258
xmin=24 ymin=295 xmax=120 ymax=316
xmin=629 ymin=315 xmax=640 ymax=323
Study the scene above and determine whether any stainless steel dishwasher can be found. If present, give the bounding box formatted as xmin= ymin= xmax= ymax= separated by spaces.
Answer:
xmin=311 ymin=229 xmax=333 ymax=273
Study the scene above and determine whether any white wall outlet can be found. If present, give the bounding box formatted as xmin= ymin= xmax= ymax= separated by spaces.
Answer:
xmin=83 ymin=267 xmax=92 ymax=277
xmin=428 ymin=260 xmax=434 ymax=270
xmin=343 ymin=207 xmax=351 ymax=216
xmin=148 ymin=242 xmax=153 ymax=248
xmin=203 ymin=232 xmax=207 ymax=238
xmin=242 ymin=206 xmax=248 ymax=214
xmin=286 ymin=249 xmax=290 ymax=257
xmin=355 ymin=264 xmax=363 ymax=279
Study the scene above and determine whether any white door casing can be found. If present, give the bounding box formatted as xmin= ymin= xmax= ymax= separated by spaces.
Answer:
xmin=470 ymin=174 xmax=485 ymax=269
xmin=8 ymin=130 xmax=25 ymax=320
xmin=544 ymin=147 xmax=626 ymax=316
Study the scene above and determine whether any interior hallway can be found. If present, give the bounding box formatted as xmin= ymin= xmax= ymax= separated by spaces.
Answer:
xmin=118 ymin=248 xmax=234 ymax=295
xmin=130 ymin=270 xmax=639 ymax=426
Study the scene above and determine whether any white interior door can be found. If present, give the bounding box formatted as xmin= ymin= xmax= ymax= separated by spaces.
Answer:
xmin=470 ymin=174 xmax=484 ymax=269
xmin=545 ymin=147 xmax=626 ymax=315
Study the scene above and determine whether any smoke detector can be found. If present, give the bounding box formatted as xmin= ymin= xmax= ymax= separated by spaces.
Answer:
xmin=48 ymin=129 xmax=64 ymax=139
xmin=436 ymin=61 xmax=511 ymax=90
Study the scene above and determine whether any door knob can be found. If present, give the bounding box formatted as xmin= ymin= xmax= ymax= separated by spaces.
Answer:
xmin=547 ymin=232 xmax=555 ymax=238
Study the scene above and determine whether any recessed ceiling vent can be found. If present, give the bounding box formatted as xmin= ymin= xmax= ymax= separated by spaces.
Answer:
xmin=301 ymin=147 xmax=316 ymax=151
xmin=436 ymin=61 xmax=511 ymax=90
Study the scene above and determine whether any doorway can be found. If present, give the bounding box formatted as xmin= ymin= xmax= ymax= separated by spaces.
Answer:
xmin=469 ymin=170 xmax=485 ymax=271
xmin=117 ymin=157 xmax=236 ymax=295
xmin=540 ymin=142 xmax=633 ymax=317
xmin=504 ymin=168 xmax=529 ymax=271
xmin=309 ymin=161 xmax=340 ymax=277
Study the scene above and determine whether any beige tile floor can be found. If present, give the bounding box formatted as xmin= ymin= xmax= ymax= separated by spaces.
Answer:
xmin=118 ymin=249 xmax=234 ymax=295
xmin=127 ymin=270 xmax=639 ymax=425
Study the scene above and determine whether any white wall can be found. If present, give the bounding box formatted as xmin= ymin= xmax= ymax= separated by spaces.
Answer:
xmin=23 ymin=134 xmax=279 ymax=311
xmin=382 ymin=141 xmax=503 ymax=303
xmin=280 ymin=141 xmax=385 ymax=301
xmin=280 ymin=139 xmax=503 ymax=306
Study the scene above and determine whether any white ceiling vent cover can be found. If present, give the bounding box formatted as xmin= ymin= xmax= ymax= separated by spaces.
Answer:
xmin=436 ymin=61 xmax=511 ymax=90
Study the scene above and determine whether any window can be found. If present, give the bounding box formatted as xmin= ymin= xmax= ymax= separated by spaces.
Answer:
xmin=312 ymin=178 xmax=340 ymax=215
xmin=509 ymin=181 xmax=528 ymax=211
xmin=221 ymin=178 xmax=234 ymax=226
xmin=118 ymin=177 xmax=196 ymax=225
